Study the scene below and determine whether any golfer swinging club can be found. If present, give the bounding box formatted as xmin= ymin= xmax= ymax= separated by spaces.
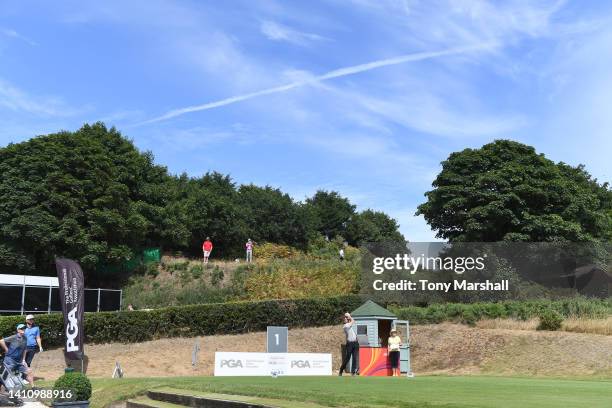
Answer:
xmin=339 ymin=312 xmax=359 ymax=376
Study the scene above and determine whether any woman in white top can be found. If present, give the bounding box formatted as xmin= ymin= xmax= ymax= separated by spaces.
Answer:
xmin=388 ymin=329 xmax=401 ymax=377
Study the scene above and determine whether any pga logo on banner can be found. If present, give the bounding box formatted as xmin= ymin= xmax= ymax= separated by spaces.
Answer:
xmin=286 ymin=354 xmax=332 ymax=375
xmin=214 ymin=352 xmax=332 ymax=376
xmin=215 ymin=352 xmax=268 ymax=376
xmin=55 ymin=258 xmax=85 ymax=360
xmin=65 ymin=306 xmax=80 ymax=352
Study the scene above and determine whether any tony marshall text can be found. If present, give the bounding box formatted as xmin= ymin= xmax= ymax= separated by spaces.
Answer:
xmin=373 ymin=279 xmax=509 ymax=292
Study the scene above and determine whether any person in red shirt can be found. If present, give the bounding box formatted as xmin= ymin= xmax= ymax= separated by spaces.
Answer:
xmin=202 ymin=237 xmax=213 ymax=264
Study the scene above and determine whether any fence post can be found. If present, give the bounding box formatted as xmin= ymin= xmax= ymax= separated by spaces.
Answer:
xmin=119 ymin=289 xmax=123 ymax=311
xmin=97 ymin=288 xmax=101 ymax=312
xmin=21 ymin=282 xmax=26 ymax=315
xmin=48 ymin=285 xmax=52 ymax=314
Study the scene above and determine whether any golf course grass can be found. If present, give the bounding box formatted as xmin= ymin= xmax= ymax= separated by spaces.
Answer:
xmin=89 ymin=375 xmax=612 ymax=408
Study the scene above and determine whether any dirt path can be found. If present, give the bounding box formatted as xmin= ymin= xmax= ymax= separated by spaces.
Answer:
xmin=31 ymin=324 xmax=612 ymax=381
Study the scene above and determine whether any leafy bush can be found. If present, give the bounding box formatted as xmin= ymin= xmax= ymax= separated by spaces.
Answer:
xmin=179 ymin=269 xmax=191 ymax=284
xmin=123 ymin=273 xmax=236 ymax=309
xmin=54 ymin=372 xmax=92 ymax=402
xmin=0 ymin=295 xmax=363 ymax=346
xmin=190 ymin=264 xmax=204 ymax=280
xmin=307 ymin=235 xmax=355 ymax=260
xmin=242 ymin=257 xmax=359 ymax=300
xmin=146 ymin=262 xmax=160 ymax=278
xmin=211 ymin=266 xmax=224 ymax=287
xmin=537 ymin=309 xmax=564 ymax=331
xmin=392 ymin=298 xmax=611 ymax=325
xmin=256 ymin=242 xmax=301 ymax=260
xmin=1 ymin=296 xmax=607 ymax=347
xmin=161 ymin=257 xmax=191 ymax=275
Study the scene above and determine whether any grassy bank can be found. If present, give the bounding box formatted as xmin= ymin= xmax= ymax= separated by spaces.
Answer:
xmin=123 ymin=242 xmax=360 ymax=308
xmin=88 ymin=376 xmax=612 ymax=408
xmin=477 ymin=316 xmax=612 ymax=335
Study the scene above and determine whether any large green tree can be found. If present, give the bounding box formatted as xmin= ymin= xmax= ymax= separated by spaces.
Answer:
xmin=345 ymin=210 xmax=406 ymax=245
xmin=0 ymin=123 xmax=408 ymax=276
xmin=237 ymin=184 xmax=314 ymax=248
xmin=417 ymin=140 xmax=612 ymax=242
xmin=177 ymin=172 xmax=247 ymax=257
xmin=0 ymin=123 xmax=172 ymax=275
xmin=305 ymin=190 xmax=356 ymax=239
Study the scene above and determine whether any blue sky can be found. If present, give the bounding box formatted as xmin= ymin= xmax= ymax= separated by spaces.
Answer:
xmin=1 ymin=0 xmax=611 ymax=242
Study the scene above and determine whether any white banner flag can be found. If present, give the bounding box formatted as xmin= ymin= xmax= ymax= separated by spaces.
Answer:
xmin=214 ymin=352 xmax=332 ymax=376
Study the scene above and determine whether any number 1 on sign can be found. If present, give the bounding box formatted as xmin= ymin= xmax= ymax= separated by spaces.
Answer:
xmin=275 ymin=333 xmax=279 ymax=345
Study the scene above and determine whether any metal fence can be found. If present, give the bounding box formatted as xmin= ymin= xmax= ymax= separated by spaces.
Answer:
xmin=0 ymin=284 xmax=122 ymax=315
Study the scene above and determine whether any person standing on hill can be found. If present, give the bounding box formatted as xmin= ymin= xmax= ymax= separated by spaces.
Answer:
xmin=339 ymin=312 xmax=359 ymax=376
xmin=24 ymin=314 xmax=43 ymax=368
xmin=202 ymin=237 xmax=213 ymax=264
xmin=245 ymin=239 xmax=254 ymax=263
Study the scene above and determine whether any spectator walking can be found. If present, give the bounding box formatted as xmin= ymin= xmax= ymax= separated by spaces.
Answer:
xmin=24 ymin=314 xmax=42 ymax=368
xmin=202 ymin=237 xmax=213 ymax=264
xmin=339 ymin=312 xmax=359 ymax=376
xmin=0 ymin=324 xmax=33 ymax=387
xmin=245 ymin=239 xmax=254 ymax=263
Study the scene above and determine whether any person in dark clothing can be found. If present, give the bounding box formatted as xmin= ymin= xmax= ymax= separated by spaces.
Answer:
xmin=0 ymin=324 xmax=33 ymax=387
xmin=339 ymin=312 xmax=359 ymax=376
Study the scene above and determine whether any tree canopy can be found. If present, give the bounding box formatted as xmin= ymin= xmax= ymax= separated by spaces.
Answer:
xmin=345 ymin=210 xmax=405 ymax=244
xmin=0 ymin=123 xmax=172 ymax=275
xmin=306 ymin=190 xmax=356 ymax=240
xmin=417 ymin=140 xmax=612 ymax=242
xmin=0 ymin=123 xmax=405 ymax=277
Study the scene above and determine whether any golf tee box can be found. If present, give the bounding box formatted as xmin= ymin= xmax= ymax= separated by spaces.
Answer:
xmin=214 ymin=352 xmax=332 ymax=376
xmin=350 ymin=300 xmax=411 ymax=376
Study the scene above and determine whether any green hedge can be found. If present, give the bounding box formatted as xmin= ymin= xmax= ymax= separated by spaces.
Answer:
xmin=2 ymin=296 xmax=608 ymax=348
xmin=0 ymin=295 xmax=363 ymax=347
xmin=391 ymin=298 xmax=611 ymax=325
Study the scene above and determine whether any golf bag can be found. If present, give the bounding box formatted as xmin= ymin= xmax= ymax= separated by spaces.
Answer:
xmin=0 ymin=356 xmax=26 ymax=406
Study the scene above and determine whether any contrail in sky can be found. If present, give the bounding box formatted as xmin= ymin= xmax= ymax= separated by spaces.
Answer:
xmin=143 ymin=43 xmax=494 ymax=124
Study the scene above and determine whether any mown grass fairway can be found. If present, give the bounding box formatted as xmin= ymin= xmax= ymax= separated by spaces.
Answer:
xmin=89 ymin=375 xmax=612 ymax=408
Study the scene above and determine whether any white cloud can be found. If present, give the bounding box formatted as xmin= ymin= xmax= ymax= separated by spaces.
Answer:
xmin=534 ymin=25 xmax=612 ymax=182
xmin=350 ymin=0 xmax=565 ymax=47
xmin=260 ymin=20 xmax=326 ymax=45
xmin=0 ymin=79 xmax=85 ymax=117
xmin=0 ymin=27 xmax=37 ymax=46
xmin=145 ymin=126 xmax=236 ymax=152
xmin=333 ymin=87 xmax=528 ymax=138
xmin=143 ymin=42 xmax=495 ymax=123
xmin=174 ymin=30 xmax=282 ymax=97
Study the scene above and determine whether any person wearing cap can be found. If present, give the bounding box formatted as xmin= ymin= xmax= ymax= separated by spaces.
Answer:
xmin=388 ymin=328 xmax=401 ymax=377
xmin=0 ymin=324 xmax=34 ymax=387
xmin=24 ymin=314 xmax=43 ymax=367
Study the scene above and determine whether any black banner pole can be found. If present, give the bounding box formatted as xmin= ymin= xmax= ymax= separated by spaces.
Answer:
xmin=55 ymin=258 xmax=85 ymax=364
